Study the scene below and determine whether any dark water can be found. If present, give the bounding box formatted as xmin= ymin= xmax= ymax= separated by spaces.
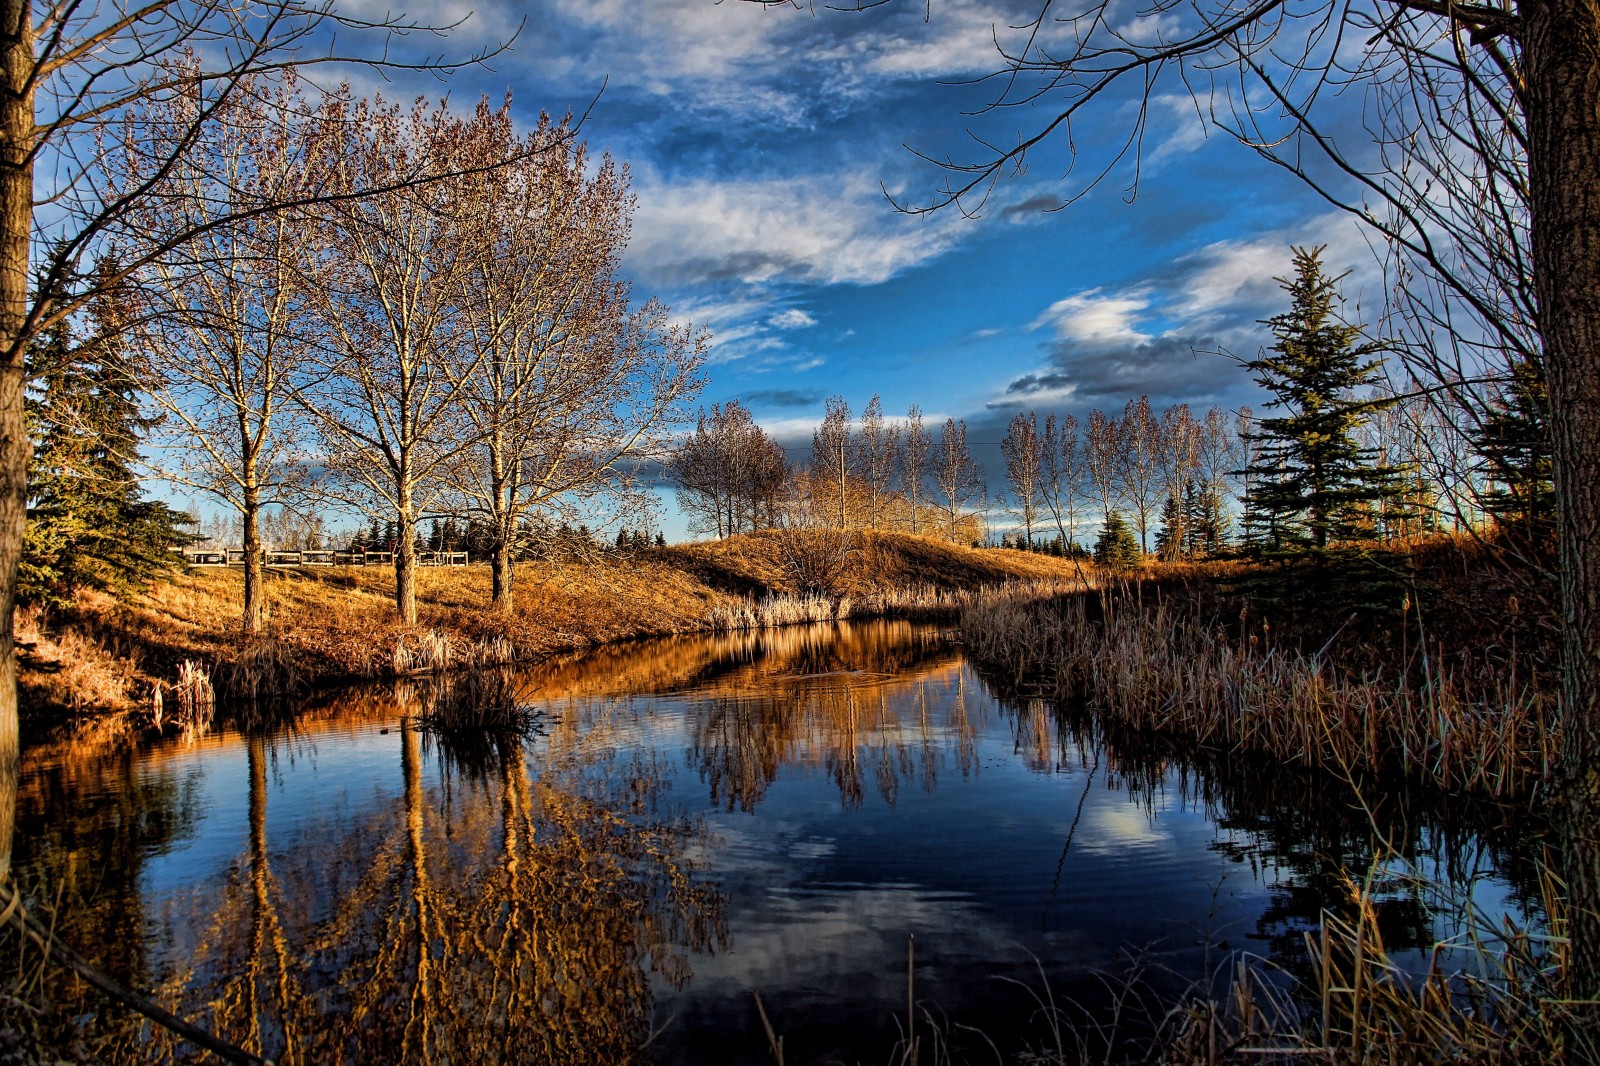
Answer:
xmin=13 ymin=620 xmax=1542 ymax=1064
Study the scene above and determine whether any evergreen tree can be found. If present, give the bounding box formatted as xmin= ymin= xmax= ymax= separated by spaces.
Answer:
xmin=22 ymin=260 xmax=192 ymax=604
xmin=1475 ymin=357 xmax=1554 ymax=550
xmin=1093 ymin=512 xmax=1141 ymax=568
xmin=1242 ymin=247 xmax=1407 ymax=555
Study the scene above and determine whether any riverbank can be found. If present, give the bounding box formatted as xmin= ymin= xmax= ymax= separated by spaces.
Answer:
xmin=17 ymin=530 xmax=1093 ymax=745
xmin=959 ymin=537 xmax=1556 ymax=801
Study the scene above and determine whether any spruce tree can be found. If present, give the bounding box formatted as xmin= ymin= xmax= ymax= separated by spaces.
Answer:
xmin=22 ymin=260 xmax=193 ymax=604
xmin=1475 ymin=357 xmax=1555 ymax=550
xmin=1242 ymin=247 xmax=1407 ymax=555
xmin=1094 ymin=512 xmax=1141 ymax=568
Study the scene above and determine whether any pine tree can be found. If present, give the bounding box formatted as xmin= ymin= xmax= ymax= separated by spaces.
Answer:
xmin=1242 ymin=247 xmax=1407 ymax=555
xmin=1475 ymin=357 xmax=1554 ymax=550
xmin=1094 ymin=512 xmax=1141 ymax=568
xmin=22 ymin=260 xmax=192 ymax=604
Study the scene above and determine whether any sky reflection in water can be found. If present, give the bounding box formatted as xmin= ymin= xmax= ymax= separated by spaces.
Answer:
xmin=15 ymin=621 xmax=1538 ymax=1064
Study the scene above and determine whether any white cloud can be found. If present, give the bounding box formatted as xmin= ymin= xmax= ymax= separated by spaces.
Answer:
xmin=769 ymin=308 xmax=817 ymax=330
xmin=1030 ymin=289 xmax=1153 ymax=344
xmin=628 ymin=173 xmax=972 ymax=287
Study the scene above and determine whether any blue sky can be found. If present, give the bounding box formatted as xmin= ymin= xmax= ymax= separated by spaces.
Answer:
xmin=330 ymin=1 xmax=1388 ymax=538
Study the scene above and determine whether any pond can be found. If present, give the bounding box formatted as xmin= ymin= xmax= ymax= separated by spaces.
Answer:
xmin=13 ymin=619 xmax=1543 ymax=1064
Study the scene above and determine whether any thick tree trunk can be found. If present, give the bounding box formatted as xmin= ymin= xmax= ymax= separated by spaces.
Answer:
xmin=242 ymin=488 xmax=264 ymax=635
xmin=0 ymin=0 xmax=33 ymax=885
xmin=1525 ymin=0 xmax=1600 ymax=1039
xmin=490 ymin=533 xmax=513 ymax=614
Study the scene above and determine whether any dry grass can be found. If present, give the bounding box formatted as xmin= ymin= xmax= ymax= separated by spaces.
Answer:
xmin=962 ymin=584 xmax=1552 ymax=799
xmin=18 ymin=532 xmax=1090 ymax=737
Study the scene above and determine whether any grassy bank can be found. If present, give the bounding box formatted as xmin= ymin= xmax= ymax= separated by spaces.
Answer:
xmin=961 ymin=541 xmax=1552 ymax=800
xmin=18 ymin=530 xmax=1093 ymax=742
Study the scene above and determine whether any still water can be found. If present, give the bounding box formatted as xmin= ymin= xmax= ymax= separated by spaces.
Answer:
xmin=16 ymin=620 xmax=1540 ymax=1063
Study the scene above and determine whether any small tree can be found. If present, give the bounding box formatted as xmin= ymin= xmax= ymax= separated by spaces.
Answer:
xmin=1001 ymin=410 xmax=1043 ymax=547
xmin=811 ymin=396 xmax=854 ymax=529
xmin=1242 ymin=247 xmax=1407 ymax=554
xmin=901 ymin=404 xmax=930 ymax=533
xmin=931 ymin=418 xmax=985 ymax=541
xmin=672 ymin=402 xmax=787 ymax=539
xmin=1093 ymin=512 xmax=1141 ymax=569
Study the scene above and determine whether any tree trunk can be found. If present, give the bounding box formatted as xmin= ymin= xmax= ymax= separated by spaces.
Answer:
xmin=242 ymin=487 xmax=264 ymax=635
xmin=0 ymin=0 xmax=33 ymax=885
xmin=1526 ymin=0 xmax=1600 ymax=1040
xmin=490 ymin=533 xmax=513 ymax=615
xmin=395 ymin=498 xmax=417 ymax=625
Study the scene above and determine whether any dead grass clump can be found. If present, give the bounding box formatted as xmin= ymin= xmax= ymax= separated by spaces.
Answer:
xmin=172 ymin=660 xmax=214 ymax=742
xmin=414 ymin=667 xmax=540 ymax=734
xmin=708 ymin=592 xmax=848 ymax=631
xmin=392 ymin=629 xmax=455 ymax=674
xmin=218 ymin=637 xmax=301 ymax=701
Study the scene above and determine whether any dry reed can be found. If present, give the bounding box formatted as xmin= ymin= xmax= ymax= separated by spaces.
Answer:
xmin=961 ymin=590 xmax=1552 ymax=798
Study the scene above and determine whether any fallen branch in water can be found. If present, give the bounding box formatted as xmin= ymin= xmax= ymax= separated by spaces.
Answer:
xmin=0 ymin=878 xmax=271 ymax=1065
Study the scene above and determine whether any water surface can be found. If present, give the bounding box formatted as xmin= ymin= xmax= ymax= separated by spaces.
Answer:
xmin=15 ymin=620 xmax=1540 ymax=1063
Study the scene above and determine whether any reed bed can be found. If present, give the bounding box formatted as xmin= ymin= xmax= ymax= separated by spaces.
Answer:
xmin=1163 ymin=862 xmax=1569 ymax=1064
xmin=708 ymin=576 xmax=1100 ymax=633
xmin=391 ymin=628 xmax=456 ymax=674
xmin=171 ymin=659 xmax=215 ymax=742
xmin=961 ymin=589 xmax=1553 ymax=799
xmin=707 ymin=591 xmax=851 ymax=631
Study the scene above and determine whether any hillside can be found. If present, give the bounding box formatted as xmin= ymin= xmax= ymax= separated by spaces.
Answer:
xmin=18 ymin=531 xmax=1091 ymax=739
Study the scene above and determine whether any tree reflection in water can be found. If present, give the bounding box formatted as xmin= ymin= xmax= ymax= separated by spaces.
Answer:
xmin=986 ymin=687 xmax=1546 ymax=993
xmin=5 ymin=620 xmax=1544 ymax=1064
xmin=102 ymin=681 xmax=727 ymax=1065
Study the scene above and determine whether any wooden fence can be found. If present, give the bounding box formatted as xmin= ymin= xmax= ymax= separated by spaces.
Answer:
xmin=183 ymin=549 xmax=467 ymax=568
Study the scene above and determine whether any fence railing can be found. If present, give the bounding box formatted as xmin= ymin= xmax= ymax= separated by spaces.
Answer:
xmin=183 ymin=549 xmax=467 ymax=568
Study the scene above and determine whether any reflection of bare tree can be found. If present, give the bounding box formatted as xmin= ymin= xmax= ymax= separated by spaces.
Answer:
xmin=93 ymin=682 xmax=726 ymax=1064
xmin=687 ymin=657 xmax=986 ymax=813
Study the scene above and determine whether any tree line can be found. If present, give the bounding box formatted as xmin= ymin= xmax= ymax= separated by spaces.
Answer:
xmin=670 ymin=247 xmax=1550 ymax=573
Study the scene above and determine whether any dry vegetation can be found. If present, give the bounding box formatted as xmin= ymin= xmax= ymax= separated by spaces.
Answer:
xmin=961 ymin=539 xmax=1553 ymax=800
xmin=16 ymin=531 xmax=1092 ymax=740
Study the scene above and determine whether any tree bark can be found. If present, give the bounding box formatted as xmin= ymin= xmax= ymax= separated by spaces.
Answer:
xmin=0 ymin=0 xmax=33 ymax=885
xmin=1525 ymin=0 xmax=1600 ymax=1038
xmin=395 ymin=504 xmax=417 ymax=626
xmin=242 ymin=486 xmax=264 ymax=636
xmin=490 ymin=534 xmax=513 ymax=615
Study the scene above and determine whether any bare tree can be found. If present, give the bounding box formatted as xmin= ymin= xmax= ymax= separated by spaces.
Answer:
xmin=296 ymin=95 xmax=502 ymax=625
xmin=0 ymin=0 xmax=502 ymax=883
xmin=931 ymin=418 xmax=984 ymax=542
xmin=901 ymin=403 xmax=930 ymax=534
xmin=444 ymin=107 xmax=705 ymax=610
xmin=1083 ymin=409 xmax=1125 ymax=531
xmin=127 ymin=70 xmax=321 ymax=635
xmin=1041 ymin=412 xmax=1086 ymax=550
xmin=854 ymin=394 xmax=898 ymax=530
xmin=810 ymin=396 xmax=854 ymax=529
xmin=1118 ymin=397 xmax=1162 ymax=555
xmin=671 ymin=402 xmax=786 ymax=540
xmin=1001 ymin=410 xmax=1042 ymax=547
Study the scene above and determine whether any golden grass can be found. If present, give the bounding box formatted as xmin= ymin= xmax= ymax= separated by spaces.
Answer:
xmin=961 ymin=582 xmax=1553 ymax=799
xmin=19 ymin=532 xmax=1092 ymax=733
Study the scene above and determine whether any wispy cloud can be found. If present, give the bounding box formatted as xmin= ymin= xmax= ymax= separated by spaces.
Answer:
xmin=628 ymin=173 xmax=973 ymax=287
xmin=769 ymin=308 xmax=817 ymax=330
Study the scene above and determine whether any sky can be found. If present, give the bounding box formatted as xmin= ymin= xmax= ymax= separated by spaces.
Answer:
xmin=326 ymin=0 xmax=1390 ymax=540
